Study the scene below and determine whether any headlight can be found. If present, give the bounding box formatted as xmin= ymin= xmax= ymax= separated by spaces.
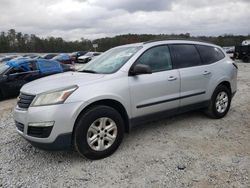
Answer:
xmin=31 ymin=85 xmax=78 ymax=106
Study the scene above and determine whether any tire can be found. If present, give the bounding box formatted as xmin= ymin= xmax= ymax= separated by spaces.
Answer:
xmin=205 ymin=85 xmax=231 ymax=119
xmin=242 ymin=55 xmax=250 ymax=63
xmin=0 ymin=89 xmax=3 ymax=101
xmin=74 ymin=105 xmax=124 ymax=160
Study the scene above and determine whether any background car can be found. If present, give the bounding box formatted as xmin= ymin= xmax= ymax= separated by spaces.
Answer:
xmin=10 ymin=57 xmax=31 ymax=62
xmin=22 ymin=54 xmax=40 ymax=59
xmin=223 ymin=46 xmax=235 ymax=59
xmin=52 ymin=53 xmax=73 ymax=65
xmin=0 ymin=59 xmax=73 ymax=100
xmin=39 ymin=53 xmax=58 ymax=60
xmin=0 ymin=55 xmax=18 ymax=63
xmin=69 ymin=51 xmax=88 ymax=63
xmin=77 ymin=52 xmax=102 ymax=63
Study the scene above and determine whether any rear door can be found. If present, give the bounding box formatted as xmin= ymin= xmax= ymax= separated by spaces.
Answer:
xmin=129 ymin=45 xmax=180 ymax=118
xmin=169 ymin=44 xmax=212 ymax=107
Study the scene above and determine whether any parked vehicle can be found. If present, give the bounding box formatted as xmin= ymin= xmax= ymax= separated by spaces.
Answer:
xmin=52 ymin=53 xmax=73 ymax=65
xmin=234 ymin=45 xmax=250 ymax=62
xmin=40 ymin=53 xmax=58 ymax=60
xmin=242 ymin=40 xmax=250 ymax=46
xmin=0 ymin=55 xmax=18 ymax=63
xmin=10 ymin=57 xmax=31 ymax=62
xmin=77 ymin=52 xmax=102 ymax=63
xmin=13 ymin=40 xmax=237 ymax=159
xmin=0 ymin=59 xmax=73 ymax=100
xmin=22 ymin=54 xmax=40 ymax=59
xmin=222 ymin=47 xmax=235 ymax=59
xmin=70 ymin=51 xmax=88 ymax=63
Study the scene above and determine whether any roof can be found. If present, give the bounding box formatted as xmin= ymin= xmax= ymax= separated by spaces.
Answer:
xmin=6 ymin=58 xmax=33 ymax=71
xmin=115 ymin=39 xmax=218 ymax=49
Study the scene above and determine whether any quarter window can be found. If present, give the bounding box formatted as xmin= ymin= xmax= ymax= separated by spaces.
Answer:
xmin=169 ymin=44 xmax=201 ymax=68
xmin=135 ymin=45 xmax=172 ymax=72
xmin=196 ymin=45 xmax=225 ymax=64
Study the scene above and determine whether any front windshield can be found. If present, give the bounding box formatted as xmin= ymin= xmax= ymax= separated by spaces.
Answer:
xmin=79 ymin=46 xmax=142 ymax=74
xmin=0 ymin=64 xmax=10 ymax=74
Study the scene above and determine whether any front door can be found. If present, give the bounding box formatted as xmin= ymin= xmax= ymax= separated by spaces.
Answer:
xmin=129 ymin=45 xmax=180 ymax=118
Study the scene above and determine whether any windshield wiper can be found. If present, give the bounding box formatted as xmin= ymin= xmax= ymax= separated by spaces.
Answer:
xmin=80 ymin=69 xmax=97 ymax=74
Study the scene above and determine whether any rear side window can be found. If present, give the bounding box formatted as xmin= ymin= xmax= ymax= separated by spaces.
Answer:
xmin=135 ymin=45 xmax=172 ymax=72
xmin=27 ymin=61 xmax=38 ymax=71
xmin=196 ymin=45 xmax=225 ymax=64
xmin=169 ymin=44 xmax=201 ymax=68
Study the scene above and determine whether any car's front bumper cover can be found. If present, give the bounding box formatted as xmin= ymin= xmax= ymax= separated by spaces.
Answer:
xmin=28 ymin=133 xmax=72 ymax=150
xmin=13 ymin=101 xmax=83 ymax=150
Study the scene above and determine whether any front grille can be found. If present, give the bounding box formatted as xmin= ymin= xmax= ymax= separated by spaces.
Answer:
xmin=15 ymin=121 xmax=24 ymax=132
xmin=17 ymin=93 xmax=36 ymax=109
xmin=27 ymin=126 xmax=53 ymax=138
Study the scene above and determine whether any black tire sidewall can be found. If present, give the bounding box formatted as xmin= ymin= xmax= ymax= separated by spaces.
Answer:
xmin=74 ymin=106 xmax=124 ymax=160
xmin=211 ymin=85 xmax=231 ymax=118
xmin=0 ymin=89 xmax=3 ymax=101
xmin=242 ymin=56 xmax=250 ymax=63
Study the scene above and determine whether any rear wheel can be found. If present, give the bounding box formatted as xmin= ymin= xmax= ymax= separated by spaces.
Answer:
xmin=0 ymin=89 xmax=3 ymax=101
xmin=74 ymin=105 xmax=124 ymax=160
xmin=206 ymin=85 xmax=231 ymax=119
xmin=242 ymin=55 xmax=250 ymax=63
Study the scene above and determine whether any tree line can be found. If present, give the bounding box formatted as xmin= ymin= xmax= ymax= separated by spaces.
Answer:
xmin=0 ymin=29 xmax=249 ymax=53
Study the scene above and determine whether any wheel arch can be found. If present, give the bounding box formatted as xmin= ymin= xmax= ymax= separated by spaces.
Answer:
xmin=73 ymin=99 xmax=130 ymax=138
xmin=218 ymin=81 xmax=232 ymax=95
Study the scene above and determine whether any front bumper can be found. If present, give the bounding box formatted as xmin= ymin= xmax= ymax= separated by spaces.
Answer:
xmin=13 ymin=101 xmax=83 ymax=150
xmin=28 ymin=133 xmax=72 ymax=150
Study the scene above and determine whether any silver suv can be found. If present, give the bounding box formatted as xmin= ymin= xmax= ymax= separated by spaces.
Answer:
xmin=13 ymin=40 xmax=238 ymax=159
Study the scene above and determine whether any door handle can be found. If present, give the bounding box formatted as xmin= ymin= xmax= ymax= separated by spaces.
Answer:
xmin=202 ymin=71 xmax=211 ymax=75
xmin=168 ymin=76 xmax=177 ymax=81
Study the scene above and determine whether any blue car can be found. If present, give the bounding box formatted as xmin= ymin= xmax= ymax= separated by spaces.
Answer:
xmin=0 ymin=58 xmax=74 ymax=100
xmin=52 ymin=53 xmax=73 ymax=65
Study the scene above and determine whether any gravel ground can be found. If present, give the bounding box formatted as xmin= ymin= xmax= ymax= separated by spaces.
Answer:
xmin=0 ymin=61 xmax=249 ymax=188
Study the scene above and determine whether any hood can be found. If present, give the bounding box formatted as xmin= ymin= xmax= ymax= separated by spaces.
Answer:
xmin=21 ymin=71 xmax=105 ymax=95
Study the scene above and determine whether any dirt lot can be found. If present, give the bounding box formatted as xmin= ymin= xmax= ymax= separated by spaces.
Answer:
xmin=0 ymin=61 xmax=249 ymax=188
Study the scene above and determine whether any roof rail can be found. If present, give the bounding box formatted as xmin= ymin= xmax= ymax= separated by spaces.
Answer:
xmin=143 ymin=38 xmax=214 ymax=44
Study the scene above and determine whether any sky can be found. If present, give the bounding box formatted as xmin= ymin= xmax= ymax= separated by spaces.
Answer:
xmin=0 ymin=0 xmax=249 ymax=41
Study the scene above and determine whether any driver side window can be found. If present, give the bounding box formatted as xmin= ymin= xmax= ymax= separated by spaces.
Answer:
xmin=8 ymin=67 xmax=25 ymax=75
xmin=135 ymin=45 xmax=172 ymax=72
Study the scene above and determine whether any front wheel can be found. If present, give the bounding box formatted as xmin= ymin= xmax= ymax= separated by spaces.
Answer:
xmin=74 ymin=106 xmax=124 ymax=160
xmin=205 ymin=85 xmax=232 ymax=119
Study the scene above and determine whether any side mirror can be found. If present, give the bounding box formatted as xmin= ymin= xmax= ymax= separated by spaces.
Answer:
xmin=130 ymin=64 xmax=152 ymax=76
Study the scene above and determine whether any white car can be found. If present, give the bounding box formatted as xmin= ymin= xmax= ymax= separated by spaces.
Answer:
xmin=13 ymin=40 xmax=237 ymax=159
xmin=77 ymin=52 xmax=102 ymax=63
